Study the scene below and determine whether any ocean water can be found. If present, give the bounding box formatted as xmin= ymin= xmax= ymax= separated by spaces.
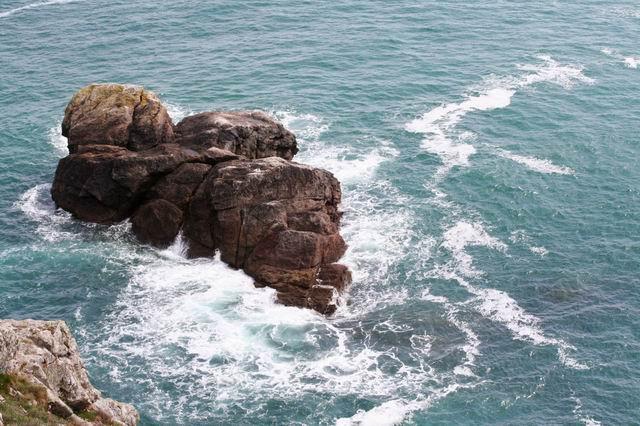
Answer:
xmin=1 ymin=1 xmax=639 ymax=424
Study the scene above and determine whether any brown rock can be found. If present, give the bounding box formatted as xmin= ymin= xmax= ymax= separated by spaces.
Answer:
xmin=62 ymin=83 xmax=174 ymax=153
xmin=183 ymin=157 xmax=348 ymax=311
xmin=318 ymin=263 xmax=352 ymax=292
xmin=0 ymin=319 xmax=138 ymax=425
xmin=176 ymin=111 xmax=298 ymax=160
xmin=51 ymin=144 xmax=201 ymax=224
xmin=131 ymin=199 xmax=183 ymax=247
xmin=51 ymin=84 xmax=351 ymax=314
xmin=146 ymin=163 xmax=212 ymax=210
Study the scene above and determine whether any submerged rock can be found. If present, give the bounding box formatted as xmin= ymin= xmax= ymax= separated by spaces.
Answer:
xmin=0 ymin=319 xmax=138 ymax=425
xmin=51 ymin=83 xmax=350 ymax=314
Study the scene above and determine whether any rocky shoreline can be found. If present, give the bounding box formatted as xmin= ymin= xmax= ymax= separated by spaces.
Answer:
xmin=0 ymin=320 xmax=137 ymax=425
xmin=1 ymin=84 xmax=353 ymax=424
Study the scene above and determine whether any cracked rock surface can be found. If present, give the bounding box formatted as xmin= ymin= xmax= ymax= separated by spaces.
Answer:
xmin=0 ymin=319 xmax=138 ymax=425
xmin=52 ymin=83 xmax=351 ymax=314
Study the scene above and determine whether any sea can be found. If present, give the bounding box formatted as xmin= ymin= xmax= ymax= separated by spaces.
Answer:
xmin=1 ymin=1 xmax=639 ymax=424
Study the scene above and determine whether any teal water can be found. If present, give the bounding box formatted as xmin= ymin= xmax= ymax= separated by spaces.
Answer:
xmin=1 ymin=1 xmax=640 ymax=424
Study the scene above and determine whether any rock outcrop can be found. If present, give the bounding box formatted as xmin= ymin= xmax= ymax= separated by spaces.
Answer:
xmin=0 ymin=319 xmax=138 ymax=425
xmin=176 ymin=111 xmax=298 ymax=160
xmin=62 ymin=84 xmax=174 ymax=153
xmin=51 ymin=84 xmax=351 ymax=314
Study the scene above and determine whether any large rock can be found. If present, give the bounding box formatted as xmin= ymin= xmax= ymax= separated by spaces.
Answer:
xmin=62 ymin=83 xmax=174 ymax=153
xmin=51 ymin=144 xmax=201 ymax=224
xmin=176 ymin=111 xmax=298 ymax=160
xmin=51 ymin=84 xmax=350 ymax=314
xmin=0 ymin=319 xmax=138 ymax=425
xmin=183 ymin=157 xmax=347 ymax=313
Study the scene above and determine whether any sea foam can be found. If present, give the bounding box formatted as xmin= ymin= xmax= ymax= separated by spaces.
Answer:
xmin=438 ymin=220 xmax=587 ymax=370
xmin=405 ymin=56 xmax=592 ymax=177
xmin=48 ymin=122 xmax=68 ymax=156
xmin=0 ymin=0 xmax=79 ymax=18
xmin=497 ymin=150 xmax=575 ymax=175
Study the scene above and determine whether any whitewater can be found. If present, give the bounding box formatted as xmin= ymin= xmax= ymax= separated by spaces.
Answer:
xmin=2 ymin=1 xmax=640 ymax=424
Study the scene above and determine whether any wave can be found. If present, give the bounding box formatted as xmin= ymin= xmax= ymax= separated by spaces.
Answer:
xmin=438 ymin=220 xmax=587 ymax=370
xmin=600 ymin=47 xmax=639 ymax=69
xmin=276 ymin=110 xmax=413 ymax=315
xmin=14 ymin=183 xmax=75 ymax=242
xmin=164 ymin=102 xmax=194 ymax=123
xmin=0 ymin=0 xmax=79 ymax=18
xmin=48 ymin=122 xmax=68 ymax=156
xmin=82 ymin=238 xmax=452 ymax=422
xmin=624 ymin=57 xmax=639 ymax=69
xmin=497 ymin=150 xmax=575 ymax=175
xmin=529 ymin=246 xmax=549 ymax=256
xmin=405 ymin=56 xmax=593 ymax=177
xmin=335 ymin=381 xmax=476 ymax=426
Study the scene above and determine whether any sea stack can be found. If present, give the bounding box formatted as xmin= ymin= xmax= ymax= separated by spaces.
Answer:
xmin=51 ymin=84 xmax=351 ymax=314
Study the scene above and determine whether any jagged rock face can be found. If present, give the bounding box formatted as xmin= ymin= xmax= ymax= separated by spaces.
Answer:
xmin=51 ymin=83 xmax=350 ymax=314
xmin=62 ymin=83 xmax=174 ymax=153
xmin=182 ymin=157 xmax=350 ymax=313
xmin=176 ymin=111 xmax=298 ymax=160
xmin=51 ymin=144 xmax=202 ymax=224
xmin=0 ymin=320 xmax=138 ymax=426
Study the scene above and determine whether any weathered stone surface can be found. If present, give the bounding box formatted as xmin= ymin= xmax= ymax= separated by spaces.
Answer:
xmin=182 ymin=157 xmax=347 ymax=313
xmin=51 ymin=144 xmax=201 ymax=223
xmin=62 ymin=83 xmax=174 ymax=153
xmin=176 ymin=111 xmax=298 ymax=160
xmin=131 ymin=199 xmax=183 ymax=247
xmin=146 ymin=162 xmax=212 ymax=210
xmin=0 ymin=319 xmax=138 ymax=425
xmin=52 ymin=84 xmax=351 ymax=314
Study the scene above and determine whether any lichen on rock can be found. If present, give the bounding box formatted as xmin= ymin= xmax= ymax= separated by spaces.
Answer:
xmin=0 ymin=319 xmax=138 ymax=425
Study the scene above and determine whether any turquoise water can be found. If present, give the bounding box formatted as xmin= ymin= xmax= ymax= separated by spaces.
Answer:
xmin=1 ymin=1 xmax=640 ymax=424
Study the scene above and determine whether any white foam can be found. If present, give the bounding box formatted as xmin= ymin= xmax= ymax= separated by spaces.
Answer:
xmin=0 ymin=0 xmax=79 ymax=18
xmin=442 ymin=221 xmax=507 ymax=277
xmin=437 ymin=221 xmax=587 ymax=370
xmin=609 ymin=6 xmax=640 ymax=19
xmin=85 ymin=245 xmax=450 ymax=421
xmin=497 ymin=150 xmax=575 ymax=175
xmin=276 ymin=110 xmax=398 ymax=184
xmin=405 ymin=89 xmax=514 ymax=174
xmin=529 ymin=246 xmax=548 ymax=256
xmin=14 ymin=184 xmax=75 ymax=242
xmin=164 ymin=102 xmax=194 ymax=123
xmin=516 ymin=55 xmax=595 ymax=89
xmin=48 ymin=122 xmax=68 ymax=156
xmin=421 ymin=289 xmax=480 ymax=377
xmin=336 ymin=400 xmax=412 ymax=426
xmin=274 ymin=111 xmax=329 ymax=142
xmin=406 ymin=56 xmax=592 ymax=177
xmin=600 ymin=48 xmax=639 ymax=69
xmin=335 ymin=381 xmax=477 ymax=426
xmin=572 ymin=396 xmax=602 ymax=426
xmin=624 ymin=57 xmax=639 ymax=69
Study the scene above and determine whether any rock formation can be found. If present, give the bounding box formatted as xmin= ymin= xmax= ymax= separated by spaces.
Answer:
xmin=0 ymin=319 xmax=138 ymax=425
xmin=51 ymin=83 xmax=351 ymax=314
